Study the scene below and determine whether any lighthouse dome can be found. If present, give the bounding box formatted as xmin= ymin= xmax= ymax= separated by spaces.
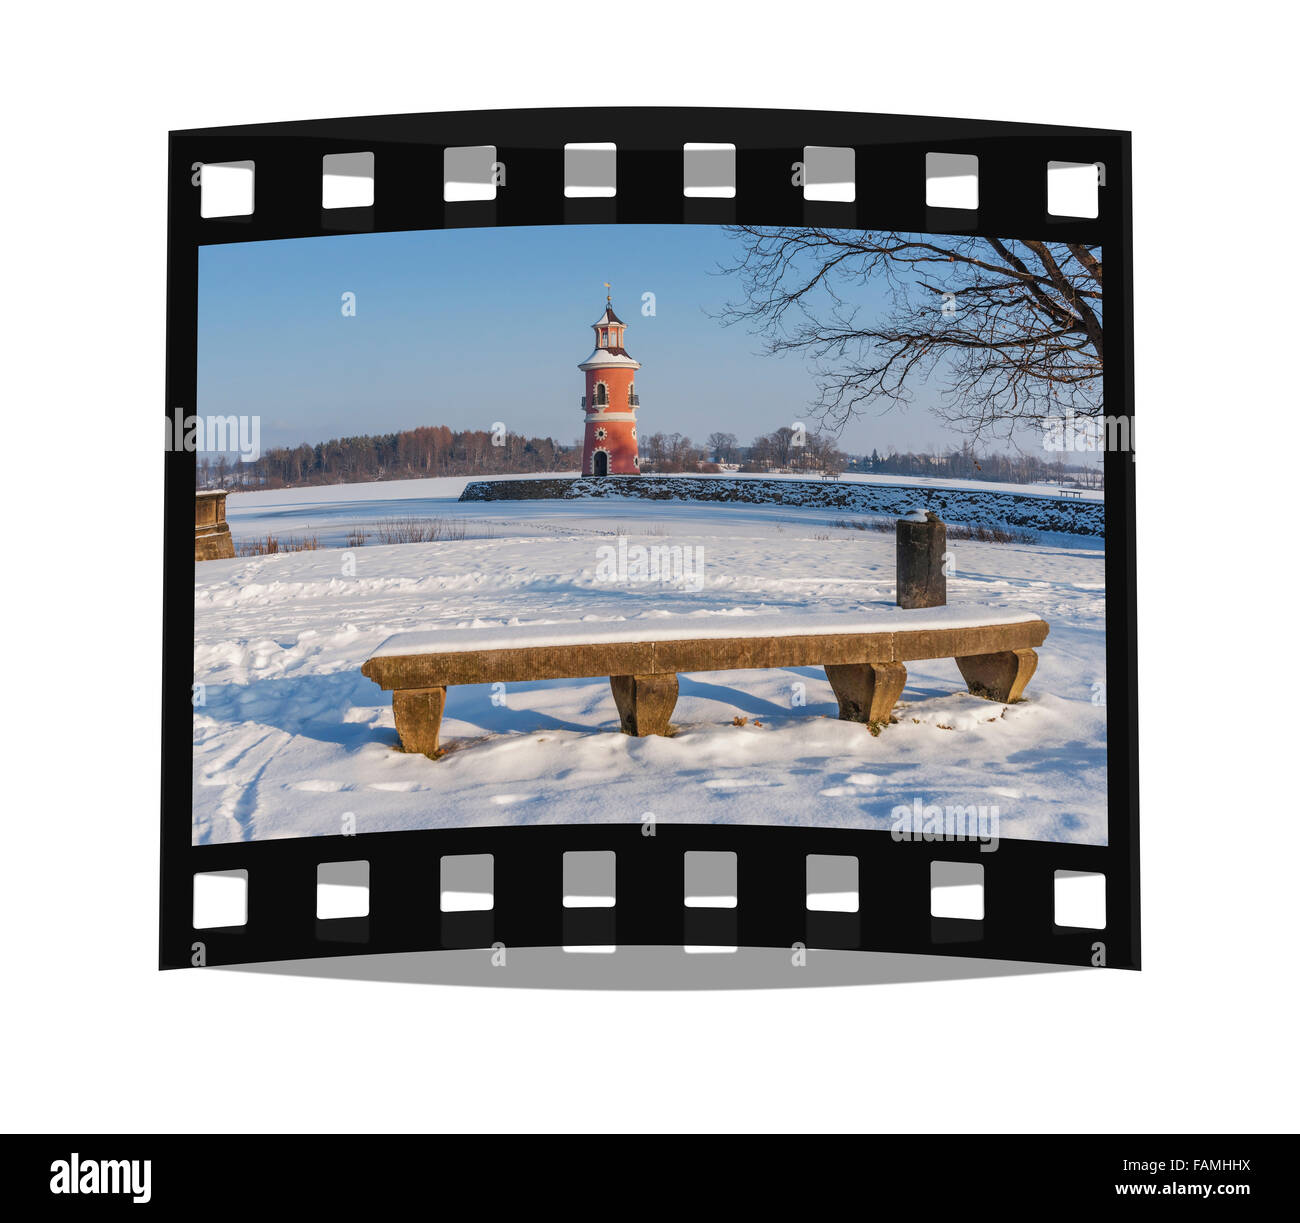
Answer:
xmin=578 ymin=347 xmax=641 ymax=371
xmin=581 ymin=296 xmax=639 ymax=370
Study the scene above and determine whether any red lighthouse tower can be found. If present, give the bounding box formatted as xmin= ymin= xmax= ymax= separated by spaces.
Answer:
xmin=579 ymin=293 xmax=641 ymax=476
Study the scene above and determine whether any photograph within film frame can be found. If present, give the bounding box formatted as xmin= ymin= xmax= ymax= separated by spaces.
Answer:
xmin=163 ymin=108 xmax=1137 ymax=972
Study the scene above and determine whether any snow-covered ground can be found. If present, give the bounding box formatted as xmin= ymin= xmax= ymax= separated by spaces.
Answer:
xmin=196 ymin=484 xmax=1107 ymax=846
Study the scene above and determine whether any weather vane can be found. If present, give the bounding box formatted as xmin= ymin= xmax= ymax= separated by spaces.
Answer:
xmin=603 ymin=281 xmax=611 ymax=301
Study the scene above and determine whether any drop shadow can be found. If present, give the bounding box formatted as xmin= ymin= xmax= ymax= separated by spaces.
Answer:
xmin=220 ymin=944 xmax=1082 ymax=991
xmin=201 ymin=666 xmax=860 ymax=754
xmin=199 ymin=674 xmax=609 ymax=751
xmin=676 ymin=675 xmax=794 ymax=719
xmin=444 ymin=681 xmax=602 ymax=737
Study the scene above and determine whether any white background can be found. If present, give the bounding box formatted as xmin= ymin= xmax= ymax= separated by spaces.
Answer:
xmin=2 ymin=1 xmax=1296 ymax=1133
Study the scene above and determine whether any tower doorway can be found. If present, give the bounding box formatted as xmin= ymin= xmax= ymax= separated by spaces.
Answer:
xmin=593 ymin=451 xmax=609 ymax=476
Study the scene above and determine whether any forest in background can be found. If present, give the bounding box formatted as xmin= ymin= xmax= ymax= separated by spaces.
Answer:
xmin=198 ymin=426 xmax=578 ymax=489
xmin=196 ymin=423 xmax=1100 ymax=490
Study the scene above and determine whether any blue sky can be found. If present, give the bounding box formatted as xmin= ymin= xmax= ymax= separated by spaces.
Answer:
xmin=197 ymin=224 xmax=976 ymax=456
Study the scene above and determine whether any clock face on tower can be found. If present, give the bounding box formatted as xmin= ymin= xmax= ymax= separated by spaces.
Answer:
xmin=579 ymin=295 xmax=641 ymax=476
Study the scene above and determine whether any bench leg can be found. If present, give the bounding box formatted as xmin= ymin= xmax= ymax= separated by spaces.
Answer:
xmin=392 ymin=686 xmax=447 ymax=757
xmin=825 ymin=661 xmax=907 ymax=724
xmin=956 ymin=648 xmax=1038 ymax=702
xmin=610 ymin=673 xmax=678 ymax=737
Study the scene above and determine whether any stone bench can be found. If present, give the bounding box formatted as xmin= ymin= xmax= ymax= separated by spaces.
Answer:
xmin=360 ymin=608 xmax=1050 ymax=757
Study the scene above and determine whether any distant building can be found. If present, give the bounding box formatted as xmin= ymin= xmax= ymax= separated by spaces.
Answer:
xmin=578 ymin=296 xmax=640 ymax=476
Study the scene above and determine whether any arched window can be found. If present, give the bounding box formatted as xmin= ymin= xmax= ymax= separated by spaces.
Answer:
xmin=594 ymin=382 xmax=608 ymax=407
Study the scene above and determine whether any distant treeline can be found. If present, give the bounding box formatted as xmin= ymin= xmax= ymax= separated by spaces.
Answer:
xmin=196 ymin=422 xmax=1100 ymax=491
xmin=706 ymin=430 xmax=1098 ymax=487
xmin=846 ymin=446 xmax=1101 ymax=488
xmin=197 ymin=426 xmax=579 ymax=489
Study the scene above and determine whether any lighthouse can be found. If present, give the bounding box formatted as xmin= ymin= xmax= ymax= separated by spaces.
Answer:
xmin=579 ymin=293 xmax=641 ymax=476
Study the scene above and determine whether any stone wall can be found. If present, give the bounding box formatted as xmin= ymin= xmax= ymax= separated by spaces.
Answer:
xmin=458 ymin=475 xmax=1105 ymax=537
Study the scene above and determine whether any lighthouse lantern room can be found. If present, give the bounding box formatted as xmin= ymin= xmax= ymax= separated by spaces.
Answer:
xmin=579 ymin=293 xmax=641 ymax=476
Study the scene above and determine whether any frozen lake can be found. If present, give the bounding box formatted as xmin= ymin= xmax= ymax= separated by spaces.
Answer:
xmin=223 ymin=475 xmax=1104 ymax=551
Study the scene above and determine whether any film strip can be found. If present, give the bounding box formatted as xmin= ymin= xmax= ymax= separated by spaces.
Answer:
xmin=162 ymin=107 xmax=1138 ymax=972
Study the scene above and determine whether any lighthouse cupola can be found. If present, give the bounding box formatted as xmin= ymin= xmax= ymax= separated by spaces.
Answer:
xmin=578 ymin=292 xmax=641 ymax=477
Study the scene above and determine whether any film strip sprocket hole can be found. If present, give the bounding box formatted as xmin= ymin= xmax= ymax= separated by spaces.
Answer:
xmin=165 ymin=108 xmax=1137 ymax=972
xmin=197 ymin=142 xmax=1105 ymax=217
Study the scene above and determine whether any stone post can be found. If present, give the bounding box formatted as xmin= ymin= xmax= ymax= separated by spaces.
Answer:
xmin=195 ymin=490 xmax=235 ymax=561
xmin=896 ymin=509 xmax=946 ymax=608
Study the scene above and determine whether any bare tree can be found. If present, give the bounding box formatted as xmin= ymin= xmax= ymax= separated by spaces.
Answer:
xmin=642 ymin=432 xmax=698 ymax=473
xmin=805 ymin=430 xmax=846 ymax=477
xmin=716 ymin=228 xmax=1103 ymax=445
xmin=707 ymin=431 xmax=739 ymax=463
xmin=769 ymin=425 xmax=797 ymax=469
xmin=743 ymin=434 xmax=773 ymax=472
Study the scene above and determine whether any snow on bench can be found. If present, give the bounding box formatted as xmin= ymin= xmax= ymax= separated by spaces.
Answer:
xmin=361 ymin=607 xmax=1050 ymax=757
